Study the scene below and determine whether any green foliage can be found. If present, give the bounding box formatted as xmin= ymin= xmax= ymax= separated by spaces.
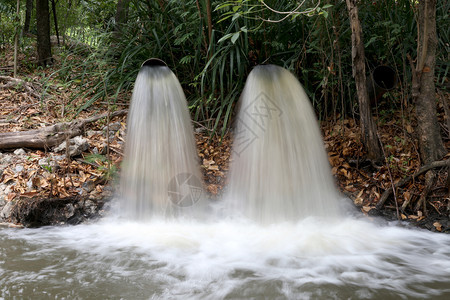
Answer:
xmin=38 ymin=0 xmax=448 ymax=134
xmin=84 ymin=153 xmax=118 ymax=179
xmin=0 ymin=0 xmax=18 ymax=45
xmin=436 ymin=0 xmax=449 ymax=89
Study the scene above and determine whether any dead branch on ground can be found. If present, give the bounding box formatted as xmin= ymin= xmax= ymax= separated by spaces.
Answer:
xmin=0 ymin=109 xmax=128 ymax=150
xmin=376 ymin=159 xmax=450 ymax=210
xmin=0 ymin=75 xmax=41 ymax=98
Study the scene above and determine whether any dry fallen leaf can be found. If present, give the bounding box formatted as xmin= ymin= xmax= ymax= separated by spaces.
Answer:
xmin=354 ymin=190 xmax=364 ymax=206
xmin=361 ymin=206 xmax=372 ymax=213
xmin=203 ymin=159 xmax=215 ymax=165
xmin=207 ymin=184 xmax=219 ymax=195
xmin=32 ymin=177 xmax=41 ymax=189
xmin=20 ymin=191 xmax=39 ymax=198
xmin=403 ymin=191 xmax=411 ymax=202
xmin=344 ymin=185 xmax=357 ymax=192
xmin=331 ymin=166 xmax=338 ymax=175
xmin=433 ymin=222 xmax=442 ymax=232
xmin=373 ymin=191 xmax=380 ymax=201
xmin=6 ymin=193 xmax=17 ymax=202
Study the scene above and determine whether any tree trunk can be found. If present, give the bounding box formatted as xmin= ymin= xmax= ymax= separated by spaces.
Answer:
xmin=23 ymin=0 xmax=33 ymax=35
xmin=51 ymin=0 xmax=60 ymax=45
xmin=413 ymin=0 xmax=445 ymax=164
xmin=14 ymin=0 xmax=20 ymax=78
xmin=36 ymin=0 xmax=53 ymax=66
xmin=195 ymin=0 xmax=208 ymax=52
xmin=205 ymin=0 xmax=213 ymax=42
xmin=346 ymin=0 xmax=382 ymax=162
xmin=114 ymin=0 xmax=131 ymax=40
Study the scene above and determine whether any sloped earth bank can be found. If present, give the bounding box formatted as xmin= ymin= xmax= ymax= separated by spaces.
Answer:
xmin=0 ymin=47 xmax=448 ymax=230
xmin=1 ymin=133 xmax=448 ymax=231
xmin=1 ymin=107 xmax=448 ymax=231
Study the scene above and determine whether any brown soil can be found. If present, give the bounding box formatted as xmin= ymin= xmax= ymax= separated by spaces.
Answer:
xmin=0 ymin=45 xmax=448 ymax=230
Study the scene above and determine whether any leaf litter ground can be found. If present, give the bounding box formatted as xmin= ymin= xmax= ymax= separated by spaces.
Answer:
xmin=0 ymin=46 xmax=448 ymax=231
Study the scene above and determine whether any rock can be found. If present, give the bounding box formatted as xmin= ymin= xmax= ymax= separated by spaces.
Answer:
xmin=100 ymin=144 xmax=108 ymax=155
xmin=26 ymin=178 xmax=33 ymax=191
xmin=103 ymin=185 xmax=115 ymax=193
xmin=84 ymin=200 xmax=97 ymax=215
xmin=86 ymin=130 xmax=102 ymax=137
xmin=54 ymin=142 xmax=66 ymax=152
xmin=54 ymin=136 xmax=89 ymax=157
xmin=0 ymin=201 xmax=14 ymax=220
xmin=38 ymin=158 xmax=46 ymax=166
xmin=0 ymin=154 xmax=13 ymax=165
xmin=103 ymin=122 xmax=122 ymax=141
xmin=0 ymin=183 xmax=12 ymax=200
xmin=52 ymin=154 xmax=66 ymax=161
xmin=15 ymin=165 xmax=24 ymax=172
xmin=13 ymin=148 xmax=26 ymax=155
xmin=9 ymin=196 xmax=105 ymax=227
xmin=82 ymin=180 xmax=95 ymax=193
xmin=38 ymin=157 xmax=60 ymax=172
xmin=64 ymin=203 xmax=75 ymax=219
xmin=103 ymin=122 xmax=121 ymax=133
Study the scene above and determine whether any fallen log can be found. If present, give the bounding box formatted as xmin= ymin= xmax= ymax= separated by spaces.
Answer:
xmin=0 ymin=109 xmax=128 ymax=150
xmin=376 ymin=159 xmax=450 ymax=210
xmin=0 ymin=75 xmax=41 ymax=98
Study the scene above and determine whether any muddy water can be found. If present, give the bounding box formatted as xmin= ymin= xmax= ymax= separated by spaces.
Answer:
xmin=1 ymin=217 xmax=450 ymax=299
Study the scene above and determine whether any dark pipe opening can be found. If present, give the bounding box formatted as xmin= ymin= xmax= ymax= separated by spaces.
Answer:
xmin=372 ymin=66 xmax=397 ymax=90
xmin=141 ymin=58 xmax=168 ymax=68
xmin=367 ymin=65 xmax=397 ymax=105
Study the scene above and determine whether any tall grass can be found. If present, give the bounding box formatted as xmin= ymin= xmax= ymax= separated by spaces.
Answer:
xmin=46 ymin=0 xmax=447 ymax=134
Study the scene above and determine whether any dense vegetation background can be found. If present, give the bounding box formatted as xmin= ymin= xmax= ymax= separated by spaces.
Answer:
xmin=0 ymin=0 xmax=448 ymax=227
xmin=1 ymin=0 xmax=447 ymax=131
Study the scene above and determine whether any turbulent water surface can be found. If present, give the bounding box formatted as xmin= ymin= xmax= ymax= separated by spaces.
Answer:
xmin=2 ymin=64 xmax=449 ymax=299
xmin=1 ymin=217 xmax=450 ymax=299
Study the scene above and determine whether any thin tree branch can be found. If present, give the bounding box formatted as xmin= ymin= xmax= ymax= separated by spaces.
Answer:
xmin=376 ymin=159 xmax=450 ymax=210
xmin=0 ymin=75 xmax=41 ymax=98
xmin=378 ymin=133 xmax=400 ymax=220
xmin=259 ymin=0 xmax=320 ymax=23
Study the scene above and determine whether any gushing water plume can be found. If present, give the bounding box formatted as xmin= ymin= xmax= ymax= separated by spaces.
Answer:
xmin=3 ymin=65 xmax=450 ymax=300
xmin=225 ymin=64 xmax=341 ymax=223
xmin=118 ymin=63 xmax=204 ymax=220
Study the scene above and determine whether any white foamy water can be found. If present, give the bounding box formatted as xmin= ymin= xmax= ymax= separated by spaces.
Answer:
xmin=119 ymin=65 xmax=205 ymax=220
xmin=1 ymin=217 xmax=450 ymax=299
xmin=2 ymin=64 xmax=448 ymax=299
xmin=225 ymin=65 xmax=341 ymax=223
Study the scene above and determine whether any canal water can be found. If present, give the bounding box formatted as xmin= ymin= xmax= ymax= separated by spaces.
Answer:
xmin=1 ymin=217 xmax=450 ymax=299
xmin=2 ymin=64 xmax=448 ymax=299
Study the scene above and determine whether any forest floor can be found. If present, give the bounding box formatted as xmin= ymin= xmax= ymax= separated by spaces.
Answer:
xmin=0 ymin=45 xmax=449 ymax=231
